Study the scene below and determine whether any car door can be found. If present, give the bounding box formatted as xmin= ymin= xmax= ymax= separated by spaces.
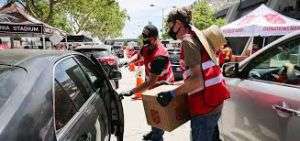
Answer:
xmin=74 ymin=55 xmax=112 ymax=141
xmin=54 ymin=57 xmax=102 ymax=141
xmin=80 ymin=54 xmax=124 ymax=140
xmin=221 ymin=36 xmax=300 ymax=141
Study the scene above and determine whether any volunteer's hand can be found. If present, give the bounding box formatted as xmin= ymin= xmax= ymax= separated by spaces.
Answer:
xmin=119 ymin=90 xmax=134 ymax=98
xmin=118 ymin=59 xmax=129 ymax=68
xmin=156 ymin=91 xmax=176 ymax=107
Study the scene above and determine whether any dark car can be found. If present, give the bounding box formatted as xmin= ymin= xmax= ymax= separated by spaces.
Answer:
xmin=168 ymin=48 xmax=183 ymax=81
xmin=112 ymin=42 xmax=124 ymax=58
xmin=0 ymin=49 xmax=124 ymax=141
xmin=74 ymin=45 xmax=120 ymax=88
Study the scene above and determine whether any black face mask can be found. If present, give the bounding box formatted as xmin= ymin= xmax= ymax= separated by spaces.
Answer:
xmin=142 ymin=33 xmax=151 ymax=45
xmin=142 ymin=44 xmax=155 ymax=56
xmin=168 ymin=24 xmax=178 ymax=40
xmin=143 ymin=38 xmax=151 ymax=45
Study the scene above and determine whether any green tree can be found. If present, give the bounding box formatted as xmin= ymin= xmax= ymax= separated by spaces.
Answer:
xmin=192 ymin=1 xmax=225 ymax=30
xmin=161 ymin=1 xmax=225 ymax=40
xmin=65 ymin=0 xmax=127 ymax=38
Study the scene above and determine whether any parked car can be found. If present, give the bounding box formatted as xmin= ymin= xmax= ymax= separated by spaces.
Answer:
xmin=168 ymin=48 xmax=183 ymax=81
xmin=74 ymin=45 xmax=120 ymax=88
xmin=221 ymin=31 xmax=300 ymax=141
xmin=112 ymin=42 xmax=124 ymax=58
xmin=0 ymin=49 xmax=124 ymax=141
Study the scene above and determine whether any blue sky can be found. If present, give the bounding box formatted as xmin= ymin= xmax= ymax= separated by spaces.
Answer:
xmin=117 ymin=0 xmax=196 ymax=38
xmin=0 ymin=0 xmax=5 ymax=5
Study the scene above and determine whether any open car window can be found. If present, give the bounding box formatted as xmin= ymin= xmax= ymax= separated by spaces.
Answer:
xmin=247 ymin=37 xmax=300 ymax=86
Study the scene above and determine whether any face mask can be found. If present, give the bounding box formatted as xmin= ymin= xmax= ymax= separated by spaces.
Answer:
xmin=168 ymin=24 xmax=178 ymax=40
xmin=142 ymin=33 xmax=151 ymax=45
xmin=146 ymin=44 xmax=155 ymax=55
xmin=143 ymin=38 xmax=151 ymax=45
xmin=142 ymin=44 xmax=155 ymax=56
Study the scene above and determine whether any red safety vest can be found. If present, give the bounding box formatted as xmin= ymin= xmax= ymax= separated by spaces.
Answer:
xmin=182 ymin=43 xmax=230 ymax=116
xmin=141 ymin=43 xmax=174 ymax=83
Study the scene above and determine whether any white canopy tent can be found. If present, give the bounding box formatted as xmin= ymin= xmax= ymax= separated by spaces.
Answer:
xmin=221 ymin=4 xmax=300 ymax=37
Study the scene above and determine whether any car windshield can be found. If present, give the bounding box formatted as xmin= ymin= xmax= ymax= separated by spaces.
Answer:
xmin=80 ymin=49 xmax=110 ymax=58
xmin=0 ymin=65 xmax=26 ymax=108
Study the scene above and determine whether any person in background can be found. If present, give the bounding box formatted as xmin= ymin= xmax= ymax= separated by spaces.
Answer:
xmin=252 ymin=44 xmax=260 ymax=54
xmin=0 ymin=39 xmax=4 ymax=50
xmin=156 ymin=7 xmax=230 ymax=141
xmin=120 ymin=25 xmax=174 ymax=141
xmin=0 ymin=39 xmax=9 ymax=50
xmin=219 ymin=44 xmax=232 ymax=66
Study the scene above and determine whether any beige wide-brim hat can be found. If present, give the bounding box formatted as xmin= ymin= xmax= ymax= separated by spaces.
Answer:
xmin=191 ymin=25 xmax=227 ymax=65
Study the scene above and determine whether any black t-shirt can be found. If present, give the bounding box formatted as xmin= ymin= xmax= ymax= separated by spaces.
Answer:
xmin=150 ymin=56 xmax=169 ymax=75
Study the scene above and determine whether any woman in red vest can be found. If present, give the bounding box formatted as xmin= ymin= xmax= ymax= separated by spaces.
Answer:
xmin=156 ymin=7 xmax=230 ymax=141
xmin=121 ymin=25 xmax=174 ymax=141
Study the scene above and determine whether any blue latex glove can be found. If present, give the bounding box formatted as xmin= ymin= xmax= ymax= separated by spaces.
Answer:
xmin=156 ymin=90 xmax=176 ymax=107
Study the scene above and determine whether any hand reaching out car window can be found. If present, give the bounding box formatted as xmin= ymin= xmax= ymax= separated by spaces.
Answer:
xmin=248 ymin=38 xmax=300 ymax=86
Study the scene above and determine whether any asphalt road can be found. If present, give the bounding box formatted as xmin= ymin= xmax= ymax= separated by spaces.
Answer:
xmin=117 ymin=66 xmax=191 ymax=141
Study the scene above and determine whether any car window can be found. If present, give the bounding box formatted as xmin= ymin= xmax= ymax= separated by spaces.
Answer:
xmin=247 ymin=37 xmax=300 ymax=86
xmin=54 ymin=80 xmax=77 ymax=130
xmin=55 ymin=58 xmax=94 ymax=109
xmin=79 ymin=49 xmax=110 ymax=58
xmin=74 ymin=55 xmax=111 ymax=92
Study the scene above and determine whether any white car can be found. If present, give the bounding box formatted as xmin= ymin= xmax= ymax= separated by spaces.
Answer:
xmin=222 ymin=31 xmax=300 ymax=141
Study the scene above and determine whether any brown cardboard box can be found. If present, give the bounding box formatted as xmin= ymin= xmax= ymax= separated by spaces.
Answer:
xmin=142 ymin=84 xmax=190 ymax=132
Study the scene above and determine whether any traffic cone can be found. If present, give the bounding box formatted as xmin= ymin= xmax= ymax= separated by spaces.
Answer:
xmin=132 ymin=71 xmax=143 ymax=100
xmin=129 ymin=63 xmax=135 ymax=72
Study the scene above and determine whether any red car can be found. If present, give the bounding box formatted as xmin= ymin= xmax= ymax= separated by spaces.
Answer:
xmin=74 ymin=45 xmax=120 ymax=88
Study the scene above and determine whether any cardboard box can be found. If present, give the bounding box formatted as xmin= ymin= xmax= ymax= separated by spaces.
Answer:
xmin=142 ymin=84 xmax=190 ymax=132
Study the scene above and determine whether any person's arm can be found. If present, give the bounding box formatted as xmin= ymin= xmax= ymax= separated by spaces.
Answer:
xmin=131 ymin=74 xmax=159 ymax=93
xmin=129 ymin=47 xmax=145 ymax=64
xmin=156 ymin=40 xmax=205 ymax=107
xmin=128 ymin=53 xmax=141 ymax=64
xmin=224 ymin=48 xmax=232 ymax=60
xmin=174 ymin=40 xmax=204 ymax=95
xmin=175 ymin=64 xmax=204 ymax=95
xmin=131 ymin=56 xmax=168 ymax=93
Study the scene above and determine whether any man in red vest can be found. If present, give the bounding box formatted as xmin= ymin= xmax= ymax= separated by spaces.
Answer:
xmin=156 ymin=7 xmax=230 ymax=141
xmin=121 ymin=25 xmax=174 ymax=141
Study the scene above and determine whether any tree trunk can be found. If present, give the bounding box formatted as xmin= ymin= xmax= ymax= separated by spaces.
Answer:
xmin=45 ymin=0 xmax=55 ymax=23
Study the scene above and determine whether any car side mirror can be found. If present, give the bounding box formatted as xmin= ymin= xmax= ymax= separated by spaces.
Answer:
xmin=109 ymin=70 xmax=122 ymax=80
xmin=222 ymin=62 xmax=239 ymax=78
